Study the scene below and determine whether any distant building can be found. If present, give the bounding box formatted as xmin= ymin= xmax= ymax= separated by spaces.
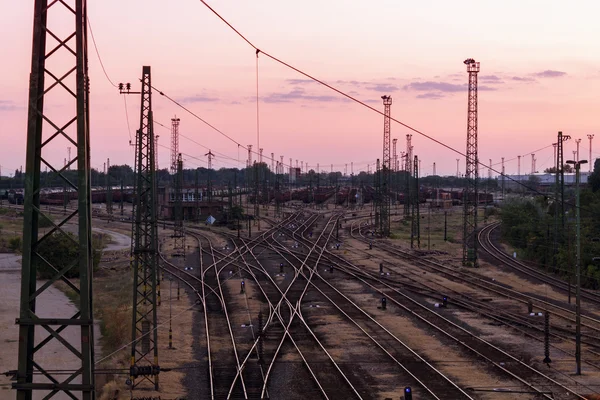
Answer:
xmin=289 ymin=167 xmax=301 ymax=183
xmin=500 ymin=172 xmax=589 ymax=190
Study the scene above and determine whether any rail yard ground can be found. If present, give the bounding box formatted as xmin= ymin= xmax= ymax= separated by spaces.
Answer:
xmin=2 ymin=203 xmax=600 ymax=399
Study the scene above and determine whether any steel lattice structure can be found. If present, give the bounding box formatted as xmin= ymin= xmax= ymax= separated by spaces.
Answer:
xmin=173 ymin=153 xmax=185 ymax=252
xmin=170 ymin=117 xmax=180 ymax=175
xmin=130 ymin=66 xmax=160 ymax=390
xmin=15 ymin=1 xmax=95 ymax=398
xmin=411 ymin=156 xmax=420 ymax=249
xmin=380 ymin=96 xmax=392 ymax=236
xmin=462 ymin=58 xmax=480 ymax=266
xmin=553 ymin=131 xmax=570 ymax=268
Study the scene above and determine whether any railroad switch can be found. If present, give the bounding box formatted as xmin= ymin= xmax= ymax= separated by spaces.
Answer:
xmin=240 ymin=280 xmax=245 ymax=293
xmin=381 ymin=297 xmax=387 ymax=310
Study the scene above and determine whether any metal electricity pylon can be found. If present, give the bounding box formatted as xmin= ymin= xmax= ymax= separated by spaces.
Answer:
xmin=381 ymin=95 xmax=392 ymax=236
xmin=15 ymin=1 xmax=95 ymax=398
xmin=411 ymin=156 xmax=420 ymax=249
xmin=128 ymin=66 xmax=160 ymax=390
xmin=553 ymin=131 xmax=570 ymax=269
xmin=173 ymin=153 xmax=185 ymax=253
xmin=106 ymin=158 xmax=113 ymax=219
xmin=374 ymin=159 xmax=381 ymax=230
xmin=170 ymin=116 xmax=180 ymax=175
xmin=462 ymin=58 xmax=480 ymax=267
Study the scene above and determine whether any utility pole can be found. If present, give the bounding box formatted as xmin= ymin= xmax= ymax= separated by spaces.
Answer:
xmin=170 ymin=116 xmax=180 ymax=176
xmin=576 ymin=139 xmax=581 ymax=162
xmin=531 ymin=153 xmax=536 ymax=175
xmin=122 ymin=66 xmax=160 ymax=390
xmin=456 ymin=159 xmax=460 ymax=177
xmin=67 ymin=146 xmax=71 ymax=170
xmin=588 ymin=134 xmax=594 ymax=172
xmin=16 ymin=1 xmax=94 ymax=398
xmin=463 ymin=58 xmax=480 ymax=267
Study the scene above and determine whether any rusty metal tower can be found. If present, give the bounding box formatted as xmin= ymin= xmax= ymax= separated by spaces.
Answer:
xmin=462 ymin=58 xmax=480 ymax=266
xmin=15 ymin=1 xmax=95 ymax=398
xmin=129 ymin=66 xmax=160 ymax=389
xmin=170 ymin=116 xmax=180 ymax=175
xmin=381 ymin=95 xmax=392 ymax=236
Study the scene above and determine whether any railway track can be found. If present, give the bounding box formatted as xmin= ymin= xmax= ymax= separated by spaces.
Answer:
xmin=340 ymin=217 xmax=594 ymax=399
xmin=479 ymin=221 xmax=600 ymax=305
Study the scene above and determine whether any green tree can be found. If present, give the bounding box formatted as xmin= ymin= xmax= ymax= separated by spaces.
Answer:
xmin=587 ymin=159 xmax=600 ymax=192
xmin=37 ymin=232 xmax=101 ymax=279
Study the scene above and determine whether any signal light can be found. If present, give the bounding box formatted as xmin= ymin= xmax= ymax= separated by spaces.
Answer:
xmin=404 ymin=386 xmax=412 ymax=400
xmin=442 ymin=296 xmax=448 ymax=307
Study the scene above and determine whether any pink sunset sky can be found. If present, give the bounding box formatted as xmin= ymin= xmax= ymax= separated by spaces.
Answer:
xmin=0 ymin=0 xmax=599 ymax=177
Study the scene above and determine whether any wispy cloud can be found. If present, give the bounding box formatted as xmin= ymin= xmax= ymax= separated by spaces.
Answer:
xmin=404 ymin=81 xmax=496 ymax=92
xmin=286 ymin=79 xmax=317 ymax=85
xmin=416 ymin=92 xmax=444 ymax=100
xmin=179 ymin=94 xmax=219 ymax=103
xmin=480 ymin=75 xmax=504 ymax=84
xmin=365 ymin=83 xmax=399 ymax=92
xmin=533 ymin=70 xmax=567 ymax=78
xmin=262 ymin=88 xmax=349 ymax=104
xmin=512 ymin=76 xmax=537 ymax=82
xmin=0 ymin=100 xmax=18 ymax=111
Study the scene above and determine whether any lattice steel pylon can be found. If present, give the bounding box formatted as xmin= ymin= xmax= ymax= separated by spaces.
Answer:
xmin=15 ymin=1 xmax=95 ymax=398
xmin=381 ymin=95 xmax=392 ymax=236
xmin=170 ymin=116 xmax=180 ymax=175
xmin=553 ymin=131 xmax=570 ymax=268
xmin=173 ymin=153 xmax=185 ymax=252
xmin=130 ymin=66 xmax=160 ymax=390
xmin=462 ymin=58 xmax=480 ymax=266
xmin=106 ymin=158 xmax=113 ymax=218
xmin=411 ymin=155 xmax=420 ymax=249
